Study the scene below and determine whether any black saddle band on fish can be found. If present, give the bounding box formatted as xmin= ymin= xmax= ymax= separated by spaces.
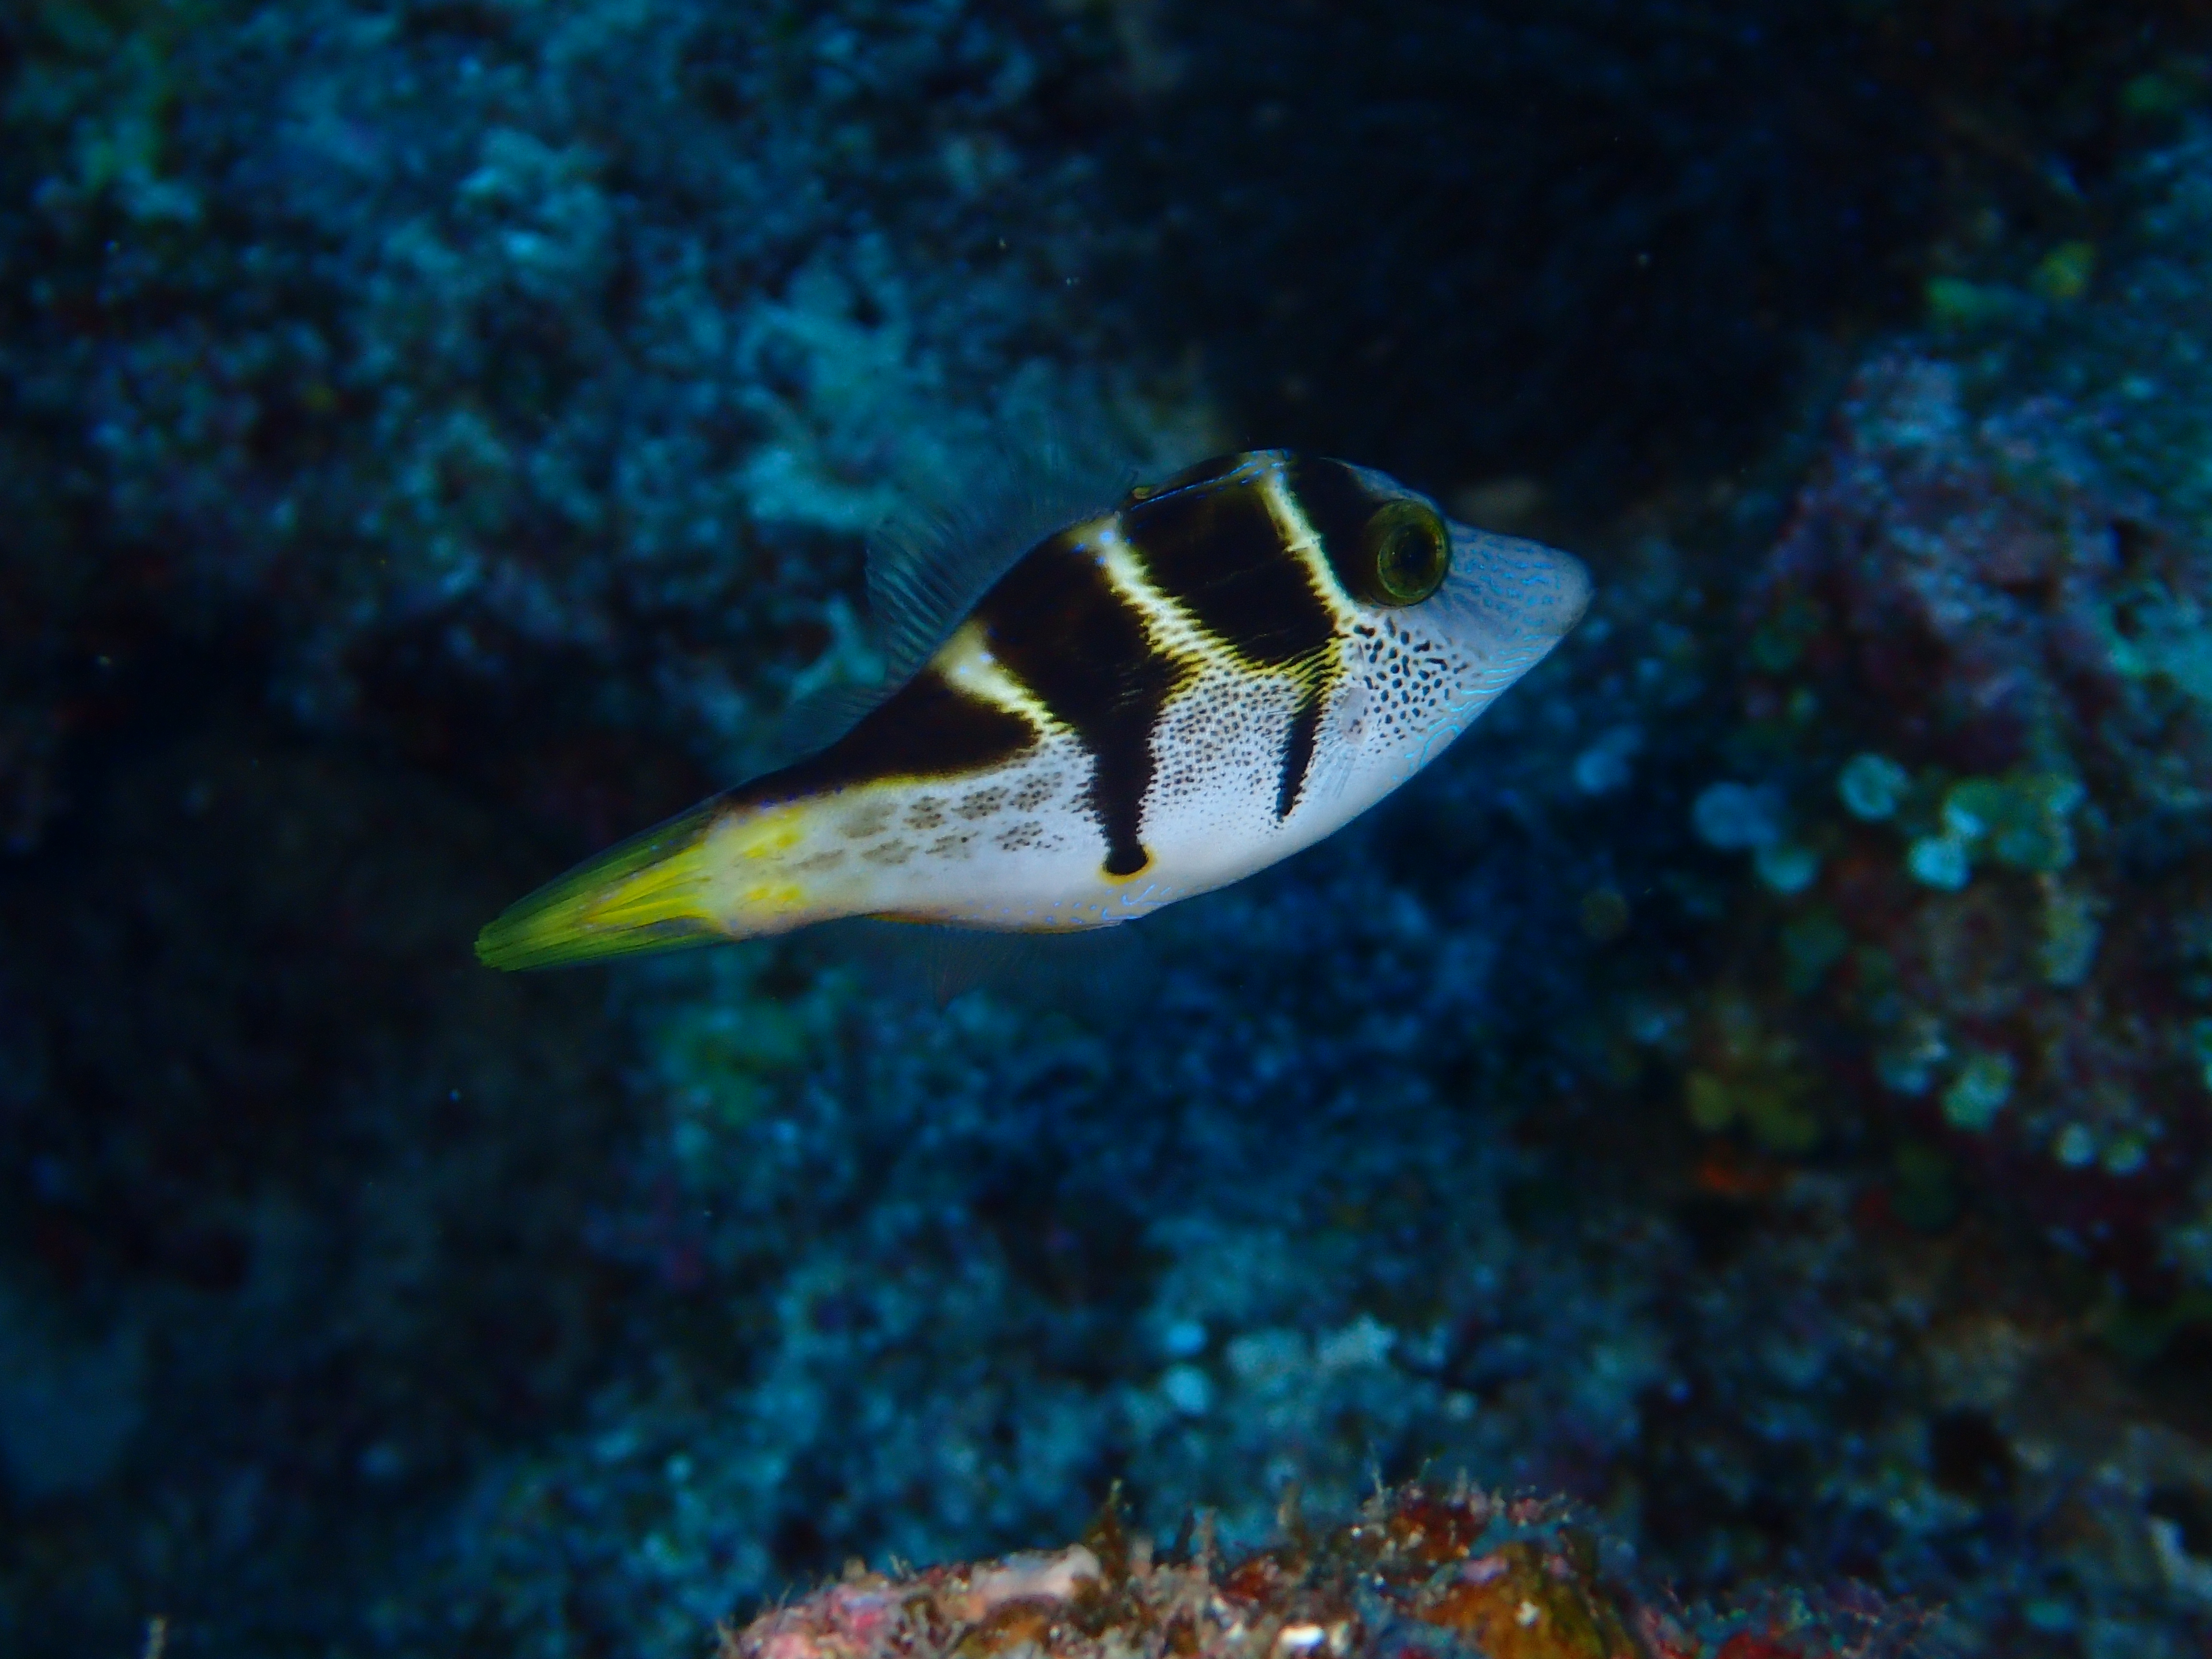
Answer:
xmin=977 ymin=530 xmax=1187 ymax=879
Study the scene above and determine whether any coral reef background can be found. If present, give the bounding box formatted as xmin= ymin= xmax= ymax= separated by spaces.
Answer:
xmin=5 ymin=1 xmax=2212 ymax=1654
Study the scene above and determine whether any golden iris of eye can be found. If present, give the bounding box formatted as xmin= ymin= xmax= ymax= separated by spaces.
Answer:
xmin=1364 ymin=502 xmax=1450 ymax=605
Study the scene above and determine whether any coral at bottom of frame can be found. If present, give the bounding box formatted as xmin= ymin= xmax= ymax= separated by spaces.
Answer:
xmin=722 ymin=1485 xmax=1936 ymax=1659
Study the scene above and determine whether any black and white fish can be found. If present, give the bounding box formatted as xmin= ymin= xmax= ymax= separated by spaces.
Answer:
xmin=476 ymin=450 xmax=1588 ymax=968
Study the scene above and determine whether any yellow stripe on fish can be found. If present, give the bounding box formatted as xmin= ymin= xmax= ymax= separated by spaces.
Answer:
xmin=475 ymin=451 xmax=1590 ymax=970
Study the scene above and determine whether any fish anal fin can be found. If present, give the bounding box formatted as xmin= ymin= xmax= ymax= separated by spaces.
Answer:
xmin=821 ymin=917 xmax=1155 ymax=1017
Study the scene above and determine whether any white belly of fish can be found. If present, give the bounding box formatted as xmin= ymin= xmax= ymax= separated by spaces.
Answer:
xmin=689 ymin=738 xmax=1133 ymax=933
xmin=700 ymin=671 xmax=1411 ymax=934
xmin=1130 ymin=673 xmax=1390 ymax=902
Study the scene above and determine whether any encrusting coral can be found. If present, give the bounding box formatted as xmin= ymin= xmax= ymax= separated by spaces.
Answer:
xmin=1662 ymin=121 xmax=2212 ymax=1297
xmin=725 ymin=1485 xmax=1935 ymax=1659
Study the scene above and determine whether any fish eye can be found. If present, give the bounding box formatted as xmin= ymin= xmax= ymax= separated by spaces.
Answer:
xmin=1363 ymin=502 xmax=1450 ymax=605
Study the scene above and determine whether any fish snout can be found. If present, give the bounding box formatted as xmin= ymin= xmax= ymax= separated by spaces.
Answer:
xmin=1438 ymin=524 xmax=1592 ymax=663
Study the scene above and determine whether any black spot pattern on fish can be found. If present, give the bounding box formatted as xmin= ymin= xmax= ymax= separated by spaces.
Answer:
xmin=978 ymin=532 xmax=1184 ymax=878
xmin=906 ymin=796 xmax=947 ymax=830
xmin=1122 ymin=475 xmax=1336 ymax=670
xmin=1352 ymin=615 xmax=1464 ymax=748
xmin=954 ymin=787 xmax=1007 ymax=820
xmin=860 ymin=839 xmax=915 ymax=866
xmin=1152 ymin=677 xmax=1278 ymax=806
xmin=997 ymin=820 xmax=1046 ymax=852
xmin=1009 ymin=771 xmax=1061 ymax=812
xmin=837 ymin=802 xmax=895 ymax=839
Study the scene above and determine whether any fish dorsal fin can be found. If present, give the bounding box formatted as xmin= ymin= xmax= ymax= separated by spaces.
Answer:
xmin=762 ymin=429 xmax=1156 ymax=772
xmin=866 ymin=431 xmax=1141 ymax=687
xmin=765 ymin=682 xmax=892 ymax=769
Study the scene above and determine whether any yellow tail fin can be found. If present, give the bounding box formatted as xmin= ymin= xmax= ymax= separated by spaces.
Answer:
xmin=475 ymin=801 xmax=726 ymax=971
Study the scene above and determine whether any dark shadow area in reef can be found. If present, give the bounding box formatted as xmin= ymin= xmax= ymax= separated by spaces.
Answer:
xmin=1106 ymin=0 xmax=2212 ymax=510
xmin=0 ymin=631 xmax=651 ymax=1647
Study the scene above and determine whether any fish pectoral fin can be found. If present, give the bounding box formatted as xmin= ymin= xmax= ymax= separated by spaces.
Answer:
xmin=475 ymin=799 xmax=726 ymax=971
xmin=1303 ymin=680 xmax=1371 ymax=813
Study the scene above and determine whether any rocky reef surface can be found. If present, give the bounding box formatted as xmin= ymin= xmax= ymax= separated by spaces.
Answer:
xmin=725 ymin=1484 xmax=1934 ymax=1659
xmin=5 ymin=3 xmax=2212 ymax=1658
